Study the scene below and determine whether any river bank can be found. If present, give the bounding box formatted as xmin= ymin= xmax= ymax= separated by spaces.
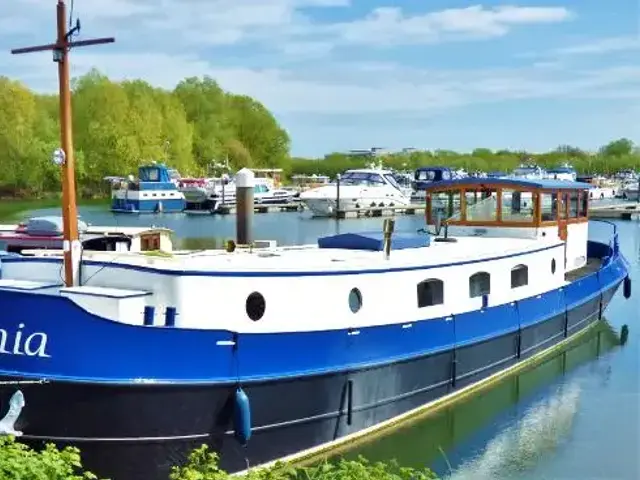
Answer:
xmin=0 ymin=198 xmax=108 ymax=222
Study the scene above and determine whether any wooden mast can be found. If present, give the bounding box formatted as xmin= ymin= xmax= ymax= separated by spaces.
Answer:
xmin=11 ymin=1 xmax=114 ymax=287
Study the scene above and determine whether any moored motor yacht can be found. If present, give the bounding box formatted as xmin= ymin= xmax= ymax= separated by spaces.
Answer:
xmin=109 ymin=163 xmax=186 ymax=213
xmin=299 ymin=168 xmax=412 ymax=216
xmin=547 ymin=163 xmax=577 ymax=182
xmin=511 ymin=163 xmax=547 ymax=180
xmin=178 ymin=177 xmax=212 ymax=207
xmin=180 ymin=174 xmax=298 ymax=211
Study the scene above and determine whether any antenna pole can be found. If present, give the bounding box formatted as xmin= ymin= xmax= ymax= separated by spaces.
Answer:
xmin=57 ymin=0 xmax=78 ymax=288
xmin=11 ymin=0 xmax=114 ymax=287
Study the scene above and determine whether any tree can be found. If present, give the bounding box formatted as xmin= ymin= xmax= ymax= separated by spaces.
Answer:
xmin=173 ymin=76 xmax=231 ymax=171
xmin=224 ymin=94 xmax=290 ymax=169
xmin=600 ymin=138 xmax=634 ymax=158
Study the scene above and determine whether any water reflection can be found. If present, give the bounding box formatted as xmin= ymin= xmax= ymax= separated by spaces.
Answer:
xmin=448 ymin=382 xmax=581 ymax=480
xmin=334 ymin=321 xmax=621 ymax=479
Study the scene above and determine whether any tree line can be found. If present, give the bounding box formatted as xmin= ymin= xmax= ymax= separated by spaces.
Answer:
xmin=0 ymin=70 xmax=638 ymax=198
xmin=290 ymin=138 xmax=640 ymax=181
xmin=0 ymin=70 xmax=289 ymax=198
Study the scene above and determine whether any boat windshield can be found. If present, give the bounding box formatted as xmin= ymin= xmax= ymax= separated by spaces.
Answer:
xmin=383 ymin=174 xmax=402 ymax=190
xmin=139 ymin=167 xmax=160 ymax=182
xmin=417 ymin=170 xmax=437 ymax=181
xmin=340 ymin=172 xmax=386 ymax=186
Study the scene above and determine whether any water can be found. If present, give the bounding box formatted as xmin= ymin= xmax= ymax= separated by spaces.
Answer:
xmin=22 ymin=205 xmax=432 ymax=246
xmin=19 ymin=205 xmax=640 ymax=479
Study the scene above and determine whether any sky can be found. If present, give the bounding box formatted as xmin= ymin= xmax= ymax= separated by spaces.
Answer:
xmin=1 ymin=0 xmax=639 ymax=157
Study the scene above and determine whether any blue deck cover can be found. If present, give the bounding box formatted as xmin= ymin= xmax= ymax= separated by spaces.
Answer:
xmin=318 ymin=231 xmax=430 ymax=251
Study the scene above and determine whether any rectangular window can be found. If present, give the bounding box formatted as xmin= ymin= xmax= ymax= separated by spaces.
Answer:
xmin=417 ymin=279 xmax=444 ymax=307
xmin=469 ymin=272 xmax=491 ymax=298
xmin=501 ymin=189 xmax=534 ymax=223
xmin=540 ymin=193 xmax=556 ymax=222
xmin=557 ymin=193 xmax=567 ymax=219
xmin=568 ymin=191 xmax=579 ymax=218
xmin=510 ymin=265 xmax=529 ymax=288
xmin=464 ymin=189 xmax=497 ymax=222
xmin=579 ymin=191 xmax=588 ymax=217
xmin=430 ymin=191 xmax=462 ymax=223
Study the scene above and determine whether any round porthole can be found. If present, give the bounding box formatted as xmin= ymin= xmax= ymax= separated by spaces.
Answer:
xmin=348 ymin=288 xmax=362 ymax=313
xmin=246 ymin=292 xmax=266 ymax=321
xmin=551 ymin=258 xmax=557 ymax=274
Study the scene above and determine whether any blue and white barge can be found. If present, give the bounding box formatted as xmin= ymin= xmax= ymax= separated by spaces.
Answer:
xmin=0 ymin=178 xmax=630 ymax=480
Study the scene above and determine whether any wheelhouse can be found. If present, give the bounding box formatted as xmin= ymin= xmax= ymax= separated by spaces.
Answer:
xmin=424 ymin=178 xmax=594 ymax=272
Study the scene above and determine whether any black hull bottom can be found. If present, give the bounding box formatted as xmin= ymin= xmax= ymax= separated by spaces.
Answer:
xmin=1 ymin=286 xmax=618 ymax=480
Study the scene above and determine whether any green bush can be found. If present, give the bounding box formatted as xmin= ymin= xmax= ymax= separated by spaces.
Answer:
xmin=0 ymin=437 xmax=438 ymax=480
xmin=0 ymin=435 xmax=100 ymax=480
xmin=170 ymin=445 xmax=439 ymax=480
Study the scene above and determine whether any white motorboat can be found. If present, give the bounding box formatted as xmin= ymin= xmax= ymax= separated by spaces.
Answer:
xmin=180 ymin=173 xmax=298 ymax=211
xmin=511 ymin=164 xmax=547 ymax=180
xmin=547 ymin=163 xmax=577 ymax=182
xmin=299 ymin=168 xmax=412 ymax=217
xmin=621 ymin=180 xmax=640 ymax=200
xmin=210 ymin=180 xmax=298 ymax=209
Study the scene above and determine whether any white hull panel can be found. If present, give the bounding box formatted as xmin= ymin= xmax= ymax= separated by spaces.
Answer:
xmin=304 ymin=196 xmax=412 ymax=217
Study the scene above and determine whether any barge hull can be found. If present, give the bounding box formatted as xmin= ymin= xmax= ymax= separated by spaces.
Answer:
xmin=0 ymin=273 xmax=623 ymax=480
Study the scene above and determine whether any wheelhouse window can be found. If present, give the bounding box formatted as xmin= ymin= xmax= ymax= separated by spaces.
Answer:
xmin=424 ymin=184 xmax=587 ymax=228
xmin=501 ymin=189 xmax=534 ymax=223
xmin=428 ymin=191 xmax=461 ymax=225
xmin=511 ymin=265 xmax=528 ymax=288
xmin=568 ymin=191 xmax=579 ymax=218
xmin=464 ymin=189 xmax=497 ymax=222
xmin=469 ymin=272 xmax=491 ymax=298
xmin=417 ymin=279 xmax=444 ymax=308
xmin=557 ymin=193 xmax=567 ymax=219
xmin=579 ymin=191 xmax=588 ymax=217
xmin=540 ymin=193 xmax=555 ymax=221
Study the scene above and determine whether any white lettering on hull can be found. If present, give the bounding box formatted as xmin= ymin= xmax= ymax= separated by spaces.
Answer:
xmin=0 ymin=324 xmax=51 ymax=358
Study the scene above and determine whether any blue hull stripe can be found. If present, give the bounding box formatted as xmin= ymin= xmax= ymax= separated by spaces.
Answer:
xmin=0 ymin=242 xmax=627 ymax=385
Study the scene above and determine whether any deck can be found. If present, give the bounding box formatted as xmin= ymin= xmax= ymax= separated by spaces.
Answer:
xmin=17 ymin=235 xmax=558 ymax=274
xmin=565 ymin=257 xmax=602 ymax=282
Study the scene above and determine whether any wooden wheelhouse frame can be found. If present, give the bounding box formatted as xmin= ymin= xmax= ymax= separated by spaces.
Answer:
xmin=425 ymin=183 xmax=590 ymax=228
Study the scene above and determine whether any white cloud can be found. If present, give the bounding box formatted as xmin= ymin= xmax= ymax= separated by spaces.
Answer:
xmin=554 ymin=35 xmax=640 ymax=55
xmin=328 ymin=5 xmax=572 ymax=46
xmin=8 ymin=49 xmax=637 ymax=118
xmin=518 ymin=35 xmax=640 ymax=60
xmin=1 ymin=1 xmax=573 ymax=52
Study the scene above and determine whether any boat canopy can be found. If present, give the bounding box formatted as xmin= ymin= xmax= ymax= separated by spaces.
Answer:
xmin=318 ymin=232 xmax=430 ymax=251
xmin=138 ymin=164 xmax=173 ymax=183
xmin=423 ymin=178 xmax=594 ymax=228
